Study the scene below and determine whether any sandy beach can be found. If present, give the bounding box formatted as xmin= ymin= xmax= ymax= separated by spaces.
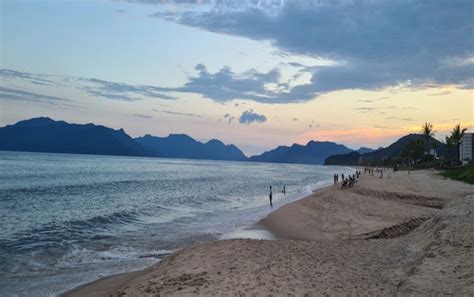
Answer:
xmin=64 ymin=170 xmax=474 ymax=296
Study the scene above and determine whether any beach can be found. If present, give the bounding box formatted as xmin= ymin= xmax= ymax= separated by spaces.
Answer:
xmin=64 ymin=170 xmax=474 ymax=296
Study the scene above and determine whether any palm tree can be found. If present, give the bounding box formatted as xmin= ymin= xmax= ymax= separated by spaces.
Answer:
xmin=421 ymin=122 xmax=434 ymax=139
xmin=421 ymin=122 xmax=434 ymax=154
xmin=449 ymin=124 xmax=468 ymax=164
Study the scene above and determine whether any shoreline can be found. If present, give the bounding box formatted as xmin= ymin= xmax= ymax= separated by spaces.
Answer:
xmin=61 ymin=177 xmax=341 ymax=296
xmin=63 ymin=169 xmax=474 ymax=296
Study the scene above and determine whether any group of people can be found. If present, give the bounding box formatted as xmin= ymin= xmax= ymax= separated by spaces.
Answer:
xmin=364 ymin=167 xmax=387 ymax=179
xmin=333 ymin=170 xmax=361 ymax=189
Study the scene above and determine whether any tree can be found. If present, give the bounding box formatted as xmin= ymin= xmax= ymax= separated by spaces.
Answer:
xmin=421 ymin=122 xmax=434 ymax=154
xmin=402 ymin=139 xmax=425 ymax=164
xmin=449 ymin=123 xmax=468 ymax=164
xmin=421 ymin=122 xmax=434 ymax=139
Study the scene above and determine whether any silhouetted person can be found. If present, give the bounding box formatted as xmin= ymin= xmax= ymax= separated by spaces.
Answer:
xmin=269 ymin=186 xmax=273 ymax=208
xmin=282 ymin=186 xmax=286 ymax=195
xmin=341 ymin=173 xmax=345 ymax=181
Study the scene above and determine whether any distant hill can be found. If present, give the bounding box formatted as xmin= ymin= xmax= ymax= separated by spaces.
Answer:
xmin=0 ymin=117 xmax=149 ymax=156
xmin=324 ymin=134 xmax=447 ymax=165
xmin=135 ymin=134 xmax=247 ymax=161
xmin=325 ymin=151 xmax=362 ymax=166
xmin=0 ymin=117 xmax=247 ymax=161
xmin=356 ymin=147 xmax=376 ymax=154
xmin=360 ymin=134 xmax=445 ymax=164
xmin=248 ymin=141 xmax=353 ymax=165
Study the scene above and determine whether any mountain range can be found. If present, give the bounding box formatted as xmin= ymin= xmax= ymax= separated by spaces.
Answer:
xmin=324 ymin=134 xmax=448 ymax=166
xmin=248 ymin=141 xmax=371 ymax=164
xmin=135 ymin=134 xmax=246 ymax=161
xmin=0 ymin=117 xmax=246 ymax=160
xmin=0 ymin=117 xmax=376 ymax=164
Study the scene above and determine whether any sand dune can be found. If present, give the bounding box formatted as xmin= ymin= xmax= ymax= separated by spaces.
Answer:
xmin=64 ymin=170 xmax=474 ymax=296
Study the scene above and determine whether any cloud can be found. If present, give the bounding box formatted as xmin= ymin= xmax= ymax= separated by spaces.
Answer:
xmin=153 ymin=109 xmax=202 ymax=118
xmin=1 ymin=68 xmax=175 ymax=102
xmin=0 ymin=86 xmax=69 ymax=104
xmin=385 ymin=116 xmax=414 ymax=122
xmin=239 ymin=109 xmax=267 ymax=125
xmin=79 ymin=78 xmax=175 ymax=101
xmin=147 ymin=0 xmax=474 ymax=94
xmin=354 ymin=107 xmax=376 ymax=113
xmin=157 ymin=63 xmax=323 ymax=103
xmin=429 ymin=91 xmax=452 ymax=96
xmin=224 ymin=113 xmax=235 ymax=124
xmin=354 ymin=105 xmax=417 ymax=114
xmin=0 ymin=69 xmax=57 ymax=86
xmin=133 ymin=113 xmax=153 ymax=118
xmin=160 ymin=64 xmax=306 ymax=103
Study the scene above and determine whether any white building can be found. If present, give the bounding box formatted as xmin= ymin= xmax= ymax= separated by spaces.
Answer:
xmin=460 ymin=133 xmax=474 ymax=165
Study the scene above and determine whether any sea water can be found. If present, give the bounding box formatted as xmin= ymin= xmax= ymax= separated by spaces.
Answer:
xmin=0 ymin=151 xmax=354 ymax=296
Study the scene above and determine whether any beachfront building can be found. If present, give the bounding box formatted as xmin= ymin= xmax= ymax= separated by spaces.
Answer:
xmin=460 ymin=133 xmax=474 ymax=165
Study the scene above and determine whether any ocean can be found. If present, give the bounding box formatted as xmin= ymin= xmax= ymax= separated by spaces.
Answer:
xmin=0 ymin=151 xmax=354 ymax=296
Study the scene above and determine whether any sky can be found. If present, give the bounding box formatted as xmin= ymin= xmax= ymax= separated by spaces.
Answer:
xmin=0 ymin=0 xmax=473 ymax=156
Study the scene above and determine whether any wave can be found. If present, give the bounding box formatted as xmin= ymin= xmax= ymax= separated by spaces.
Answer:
xmin=55 ymin=246 xmax=173 ymax=268
xmin=3 ymin=210 xmax=147 ymax=254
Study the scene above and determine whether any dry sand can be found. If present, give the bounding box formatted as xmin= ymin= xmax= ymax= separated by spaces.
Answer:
xmin=64 ymin=170 xmax=474 ymax=296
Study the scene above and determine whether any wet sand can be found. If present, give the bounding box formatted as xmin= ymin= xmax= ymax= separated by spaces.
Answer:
xmin=64 ymin=170 xmax=474 ymax=296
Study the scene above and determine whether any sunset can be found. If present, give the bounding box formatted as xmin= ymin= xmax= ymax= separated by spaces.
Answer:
xmin=2 ymin=0 xmax=473 ymax=154
xmin=1 ymin=1 xmax=473 ymax=296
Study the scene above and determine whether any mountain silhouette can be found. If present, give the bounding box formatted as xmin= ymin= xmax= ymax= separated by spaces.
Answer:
xmin=325 ymin=134 xmax=448 ymax=165
xmin=135 ymin=134 xmax=247 ymax=161
xmin=248 ymin=141 xmax=353 ymax=165
xmin=0 ymin=117 xmax=248 ymax=161
xmin=0 ymin=117 xmax=149 ymax=156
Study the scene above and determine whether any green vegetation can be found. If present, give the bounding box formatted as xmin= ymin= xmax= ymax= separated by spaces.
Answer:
xmin=445 ymin=123 xmax=468 ymax=164
xmin=440 ymin=163 xmax=474 ymax=184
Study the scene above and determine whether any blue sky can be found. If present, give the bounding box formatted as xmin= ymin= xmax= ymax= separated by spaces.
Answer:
xmin=1 ymin=0 xmax=473 ymax=155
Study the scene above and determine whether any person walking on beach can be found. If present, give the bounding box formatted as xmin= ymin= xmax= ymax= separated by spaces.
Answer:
xmin=269 ymin=186 xmax=273 ymax=208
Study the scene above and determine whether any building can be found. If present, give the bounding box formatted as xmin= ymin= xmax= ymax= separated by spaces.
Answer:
xmin=460 ymin=133 xmax=474 ymax=165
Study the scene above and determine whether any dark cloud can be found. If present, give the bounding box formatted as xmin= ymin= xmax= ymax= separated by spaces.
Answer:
xmin=161 ymin=64 xmax=293 ymax=103
xmin=148 ymin=0 xmax=473 ymax=94
xmin=239 ymin=109 xmax=267 ymax=124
